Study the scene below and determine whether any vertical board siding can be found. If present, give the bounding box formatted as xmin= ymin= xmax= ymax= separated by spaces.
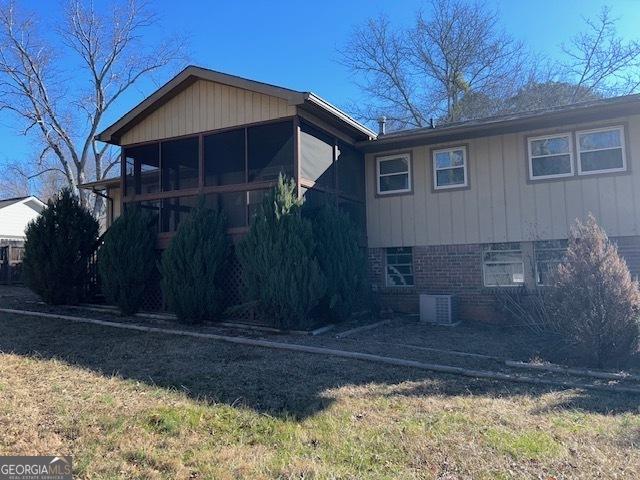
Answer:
xmin=120 ymin=79 xmax=296 ymax=145
xmin=366 ymin=114 xmax=640 ymax=248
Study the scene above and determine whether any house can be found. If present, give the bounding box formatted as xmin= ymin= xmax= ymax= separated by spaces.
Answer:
xmin=87 ymin=65 xmax=640 ymax=321
xmin=0 ymin=195 xmax=45 ymax=283
xmin=0 ymin=196 xmax=45 ymax=242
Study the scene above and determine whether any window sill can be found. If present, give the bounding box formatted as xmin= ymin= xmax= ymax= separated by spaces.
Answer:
xmin=374 ymin=189 xmax=413 ymax=198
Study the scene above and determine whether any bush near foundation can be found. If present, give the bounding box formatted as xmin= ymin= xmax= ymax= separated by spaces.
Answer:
xmin=22 ymin=188 xmax=99 ymax=305
xmin=547 ymin=214 xmax=640 ymax=367
xmin=161 ymin=201 xmax=228 ymax=324
xmin=98 ymin=206 xmax=157 ymax=315
xmin=312 ymin=202 xmax=368 ymax=322
xmin=237 ymin=175 xmax=325 ymax=330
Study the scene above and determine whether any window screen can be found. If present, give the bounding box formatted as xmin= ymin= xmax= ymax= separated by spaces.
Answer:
xmin=161 ymin=137 xmax=199 ymax=191
xmin=300 ymin=123 xmax=334 ymax=188
xmin=483 ymin=243 xmax=525 ymax=287
xmin=160 ymin=196 xmax=198 ymax=232
xmin=386 ymin=247 xmax=414 ymax=287
xmin=535 ymin=240 xmax=567 ymax=285
xmin=123 ymin=143 xmax=160 ymax=196
xmin=205 ymin=191 xmax=247 ymax=228
xmin=528 ymin=134 xmax=573 ymax=179
xmin=248 ymin=121 xmax=294 ymax=182
xmin=338 ymin=197 xmax=366 ymax=231
xmin=577 ymin=126 xmax=626 ymax=174
xmin=337 ymin=142 xmax=365 ymax=200
xmin=433 ymin=147 xmax=467 ymax=189
xmin=377 ymin=154 xmax=411 ymax=194
xmin=204 ymin=128 xmax=246 ymax=186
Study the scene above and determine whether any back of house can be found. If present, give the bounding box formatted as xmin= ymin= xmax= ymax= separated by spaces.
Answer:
xmin=87 ymin=65 xmax=640 ymax=321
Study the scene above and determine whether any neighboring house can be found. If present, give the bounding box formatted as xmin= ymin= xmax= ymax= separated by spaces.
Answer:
xmin=0 ymin=196 xmax=45 ymax=283
xmin=86 ymin=65 xmax=640 ymax=321
xmin=0 ymin=196 xmax=45 ymax=242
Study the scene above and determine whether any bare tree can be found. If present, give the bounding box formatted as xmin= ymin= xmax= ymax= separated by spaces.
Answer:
xmin=340 ymin=0 xmax=528 ymax=128
xmin=340 ymin=15 xmax=426 ymax=129
xmin=409 ymin=0 xmax=526 ymax=123
xmin=562 ymin=6 xmax=640 ymax=102
xmin=0 ymin=0 xmax=186 ymax=214
xmin=1 ymin=156 xmax=69 ymax=202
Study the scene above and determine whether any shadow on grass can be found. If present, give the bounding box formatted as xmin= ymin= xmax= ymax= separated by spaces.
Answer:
xmin=0 ymin=314 xmax=638 ymax=419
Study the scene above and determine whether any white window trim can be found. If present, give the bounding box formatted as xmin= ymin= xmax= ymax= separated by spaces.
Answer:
xmin=576 ymin=125 xmax=626 ymax=176
xmin=376 ymin=153 xmax=412 ymax=195
xmin=527 ymin=133 xmax=574 ymax=181
xmin=385 ymin=247 xmax=414 ymax=287
xmin=432 ymin=146 xmax=468 ymax=190
xmin=535 ymin=254 xmax=565 ymax=286
xmin=482 ymin=247 xmax=525 ymax=288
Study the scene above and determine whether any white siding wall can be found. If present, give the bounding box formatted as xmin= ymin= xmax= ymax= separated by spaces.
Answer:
xmin=0 ymin=202 xmax=41 ymax=239
xmin=366 ymin=114 xmax=640 ymax=248
xmin=121 ymin=79 xmax=296 ymax=145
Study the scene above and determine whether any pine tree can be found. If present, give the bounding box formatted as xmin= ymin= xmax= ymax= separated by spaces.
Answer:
xmin=548 ymin=214 xmax=640 ymax=367
xmin=313 ymin=202 xmax=368 ymax=321
xmin=22 ymin=188 xmax=99 ymax=305
xmin=98 ymin=206 xmax=157 ymax=315
xmin=160 ymin=200 xmax=228 ymax=323
xmin=237 ymin=175 xmax=326 ymax=329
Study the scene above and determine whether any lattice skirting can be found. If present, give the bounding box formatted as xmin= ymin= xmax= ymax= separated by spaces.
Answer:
xmin=140 ymin=258 xmax=164 ymax=312
xmin=137 ymin=248 xmax=254 ymax=322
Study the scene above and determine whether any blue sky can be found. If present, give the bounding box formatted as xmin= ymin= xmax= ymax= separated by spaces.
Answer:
xmin=1 ymin=0 xmax=639 ymax=172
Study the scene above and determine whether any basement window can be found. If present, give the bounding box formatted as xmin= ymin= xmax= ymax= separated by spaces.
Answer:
xmin=386 ymin=247 xmax=414 ymax=287
xmin=534 ymin=240 xmax=567 ymax=285
xmin=377 ymin=153 xmax=411 ymax=194
xmin=482 ymin=243 xmax=524 ymax=287
xmin=528 ymin=133 xmax=573 ymax=180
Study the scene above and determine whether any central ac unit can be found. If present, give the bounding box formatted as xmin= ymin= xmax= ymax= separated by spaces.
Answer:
xmin=419 ymin=294 xmax=459 ymax=326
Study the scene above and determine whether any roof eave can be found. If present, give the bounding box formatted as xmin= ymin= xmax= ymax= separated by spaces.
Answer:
xmin=302 ymin=93 xmax=377 ymax=140
xmin=96 ymin=65 xmax=308 ymax=145
xmin=358 ymin=95 xmax=640 ymax=152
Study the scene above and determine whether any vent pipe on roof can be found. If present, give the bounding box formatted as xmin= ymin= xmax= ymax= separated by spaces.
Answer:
xmin=377 ymin=116 xmax=386 ymax=136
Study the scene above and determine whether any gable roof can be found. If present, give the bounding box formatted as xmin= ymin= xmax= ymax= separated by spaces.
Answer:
xmin=97 ymin=65 xmax=376 ymax=144
xmin=0 ymin=195 xmax=45 ymax=212
xmin=359 ymin=93 xmax=640 ymax=152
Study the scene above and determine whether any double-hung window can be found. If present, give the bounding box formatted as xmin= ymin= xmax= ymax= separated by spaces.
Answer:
xmin=528 ymin=133 xmax=573 ymax=180
xmin=576 ymin=125 xmax=626 ymax=175
xmin=432 ymin=146 xmax=468 ymax=189
xmin=385 ymin=247 xmax=414 ymax=287
xmin=482 ymin=243 xmax=525 ymax=287
xmin=534 ymin=240 xmax=567 ymax=286
xmin=377 ymin=153 xmax=411 ymax=194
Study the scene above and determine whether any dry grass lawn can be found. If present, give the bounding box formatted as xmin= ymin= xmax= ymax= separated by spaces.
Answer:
xmin=0 ymin=313 xmax=639 ymax=479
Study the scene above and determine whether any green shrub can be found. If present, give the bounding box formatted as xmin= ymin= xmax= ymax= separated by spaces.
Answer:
xmin=312 ymin=202 xmax=368 ymax=322
xmin=237 ymin=175 xmax=326 ymax=329
xmin=98 ymin=206 xmax=157 ymax=315
xmin=547 ymin=214 xmax=640 ymax=367
xmin=160 ymin=200 xmax=228 ymax=324
xmin=22 ymin=188 xmax=99 ymax=305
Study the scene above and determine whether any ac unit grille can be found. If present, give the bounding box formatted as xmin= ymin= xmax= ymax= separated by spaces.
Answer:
xmin=419 ymin=294 xmax=458 ymax=325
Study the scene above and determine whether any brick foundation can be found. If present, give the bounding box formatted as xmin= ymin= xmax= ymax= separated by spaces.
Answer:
xmin=613 ymin=236 xmax=640 ymax=279
xmin=369 ymin=235 xmax=640 ymax=323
